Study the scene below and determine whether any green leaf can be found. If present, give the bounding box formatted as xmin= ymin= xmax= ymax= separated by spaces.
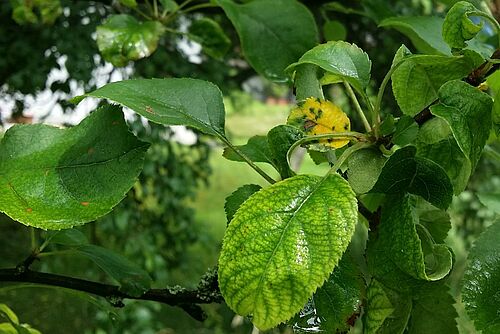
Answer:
xmin=493 ymin=88 xmax=500 ymax=136
xmin=381 ymin=195 xmax=453 ymax=281
xmin=159 ymin=0 xmax=178 ymax=12
xmin=371 ymin=146 xmax=453 ymax=210
xmin=287 ymin=41 xmax=371 ymax=92
xmin=0 ymin=304 xmax=19 ymax=325
xmin=416 ymin=199 xmax=451 ymax=244
xmin=416 ymin=117 xmax=471 ymax=194
xmin=218 ymin=174 xmax=358 ymax=330
xmin=392 ymin=116 xmax=418 ymax=146
xmin=323 ymin=20 xmax=347 ymax=41
xmin=266 ymin=125 xmax=303 ymax=179
xmin=347 ymin=148 xmax=386 ymax=194
xmin=0 ymin=105 xmax=149 ymax=230
xmin=364 ymin=280 xmax=395 ymax=334
xmin=119 ymin=0 xmax=137 ymax=8
xmin=223 ymin=136 xmax=272 ymax=164
xmin=48 ymin=229 xmax=89 ymax=246
xmin=379 ymin=16 xmax=451 ymax=55
xmin=407 ymin=283 xmax=458 ymax=334
xmin=75 ymin=244 xmax=152 ymax=297
xmin=224 ymin=184 xmax=262 ymax=223
xmin=96 ymin=14 xmax=165 ymax=67
xmin=74 ymin=78 xmax=226 ymax=138
xmin=313 ymin=255 xmax=363 ymax=332
xmin=430 ymin=79 xmax=493 ymax=170
xmin=442 ymin=1 xmax=482 ymax=50
xmin=477 ymin=192 xmax=500 ymax=213
xmin=391 ymin=53 xmax=478 ymax=116
xmin=223 ymin=125 xmax=303 ymax=179
xmin=217 ymin=0 xmax=318 ymax=82
xmin=462 ymin=220 xmax=500 ymax=334
xmin=188 ymin=18 xmax=231 ymax=59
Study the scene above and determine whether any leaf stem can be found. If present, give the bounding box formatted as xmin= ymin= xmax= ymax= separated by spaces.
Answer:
xmin=37 ymin=250 xmax=74 ymax=258
xmin=220 ymin=137 xmax=277 ymax=184
xmin=133 ymin=7 xmax=153 ymax=20
xmin=153 ymin=0 xmax=159 ymax=18
xmin=343 ymin=81 xmax=372 ymax=133
xmin=286 ymin=131 xmax=367 ymax=168
xmin=30 ymin=228 xmax=37 ymax=251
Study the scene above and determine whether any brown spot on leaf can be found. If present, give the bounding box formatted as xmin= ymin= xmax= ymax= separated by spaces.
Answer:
xmin=87 ymin=147 xmax=95 ymax=155
xmin=26 ymin=208 xmax=33 ymax=213
xmin=112 ymin=121 xmax=119 ymax=125
xmin=145 ymin=105 xmax=155 ymax=114
xmin=81 ymin=202 xmax=90 ymax=206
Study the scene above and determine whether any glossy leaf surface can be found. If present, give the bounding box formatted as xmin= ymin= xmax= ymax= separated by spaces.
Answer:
xmin=75 ymin=78 xmax=226 ymax=138
xmin=218 ymin=174 xmax=357 ymax=330
xmin=462 ymin=221 xmax=500 ymax=334
xmin=287 ymin=41 xmax=371 ymax=92
xmin=371 ymin=146 xmax=453 ymax=210
xmin=218 ymin=0 xmax=318 ymax=82
xmin=379 ymin=16 xmax=450 ymax=55
xmin=96 ymin=14 xmax=164 ymax=67
xmin=0 ymin=105 xmax=149 ymax=230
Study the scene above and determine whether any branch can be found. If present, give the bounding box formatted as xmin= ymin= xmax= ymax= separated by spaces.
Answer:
xmin=0 ymin=267 xmax=223 ymax=321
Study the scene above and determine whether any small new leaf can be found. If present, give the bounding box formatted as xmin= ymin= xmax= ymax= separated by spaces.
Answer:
xmin=442 ymin=1 xmax=482 ymax=50
xmin=96 ymin=14 xmax=165 ymax=67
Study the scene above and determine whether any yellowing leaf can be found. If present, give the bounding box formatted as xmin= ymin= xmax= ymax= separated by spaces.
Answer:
xmin=287 ymin=97 xmax=350 ymax=149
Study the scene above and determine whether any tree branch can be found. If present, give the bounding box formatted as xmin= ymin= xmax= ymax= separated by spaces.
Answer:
xmin=0 ymin=267 xmax=222 ymax=321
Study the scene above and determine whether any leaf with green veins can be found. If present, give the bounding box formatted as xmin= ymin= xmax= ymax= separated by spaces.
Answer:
xmin=379 ymin=16 xmax=451 ymax=55
xmin=371 ymin=146 xmax=453 ymax=210
xmin=75 ymin=244 xmax=152 ymax=297
xmin=224 ymin=184 xmax=262 ymax=223
xmin=188 ymin=18 xmax=231 ymax=59
xmin=364 ymin=280 xmax=395 ymax=334
xmin=416 ymin=117 xmax=471 ymax=194
xmin=217 ymin=0 xmax=318 ymax=82
xmin=48 ymin=229 xmax=89 ymax=246
xmin=378 ymin=195 xmax=452 ymax=281
xmin=462 ymin=220 xmax=500 ymax=334
xmin=223 ymin=136 xmax=272 ymax=164
xmin=313 ymin=254 xmax=363 ymax=332
xmin=96 ymin=14 xmax=165 ymax=67
xmin=267 ymin=125 xmax=303 ymax=179
xmin=391 ymin=54 xmax=478 ymax=116
xmin=430 ymin=80 xmax=493 ymax=170
xmin=218 ymin=174 xmax=358 ymax=330
xmin=407 ymin=283 xmax=458 ymax=334
xmin=0 ymin=105 xmax=149 ymax=230
xmin=442 ymin=1 xmax=482 ymax=50
xmin=287 ymin=41 xmax=371 ymax=92
xmin=74 ymin=78 xmax=226 ymax=138
xmin=392 ymin=116 xmax=419 ymax=147
xmin=477 ymin=192 xmax=500 ymax=213
xmin=347 ymin=148 xmax=386 ymax=194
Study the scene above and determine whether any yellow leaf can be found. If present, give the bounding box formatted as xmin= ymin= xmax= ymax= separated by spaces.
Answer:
xmin=287 ymin=97 xmax=351 ymax=149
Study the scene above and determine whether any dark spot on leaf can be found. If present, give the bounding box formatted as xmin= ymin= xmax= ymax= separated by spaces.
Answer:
xmin=344 ymin=123 xmax=349 ymax=130
xmin=327 ymin=138 xmax=333 ymax=143
xmin=332 ymin=126 xmax=336 ymax=131
xmin=304 ymin=120 xmax=316 ymax=131
xmin=87 ymin=147 xmax=95 ymax=155
xmin=317 ymin=109 xmax=323 ymax=117
xmin=112 ymin=121 xmax=119 ymax=125
xmin=316 ymin=98 xmax=321 ymax=103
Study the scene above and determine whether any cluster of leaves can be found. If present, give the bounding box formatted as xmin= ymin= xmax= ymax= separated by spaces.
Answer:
xmin=1 ymin=0 xmax=500 ymax=333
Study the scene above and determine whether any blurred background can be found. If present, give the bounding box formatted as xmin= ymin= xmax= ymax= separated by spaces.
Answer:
xmin=0 ymin=0 xmax=499 ymax=333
